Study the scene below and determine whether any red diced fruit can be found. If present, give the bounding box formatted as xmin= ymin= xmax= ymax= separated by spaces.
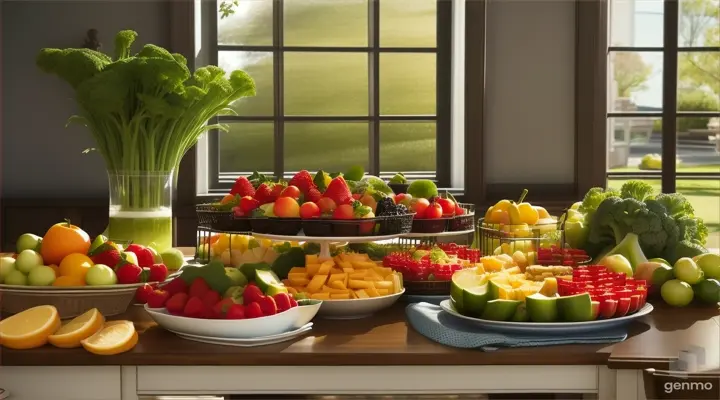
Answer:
xmin=148 ymin=263 xmax=169 ymax=282
xmin=126 ymin=244 xmax=155 ymax=268
xmin=164 ymin=277 xmax=188 ymax=295
xmin=239 ymin=196 xmax=260 ymax=213
xmin=332 ymin=204 xmax=355 ymax=220
xmin=243 ymin=284 xmax=264 ymax=305
xmin=436 ymin=198 xmax=456 ymax=216
xmin=225 ymin=304 xmax=246 ymax=319
xmin=202 ymin=290 xmax=221 ymax=308
xmin=258 ymin=296 xmax=278 ymax=316
xmin=280 ymin=185 xmax=301 ymax=199
xmin=147 ymin=289 xmax=170 ymax=308
xmin=300 ymin=202 xmax=321 ymax=219
xmin=454 ymin=204 xmax=466 ymax=215
xmin=183 ymin=296 xmax=206 ymax=318
xmin=116 ymin=263 xmax=143 ymax=284
xmin=189 ymin=278 xmax=211 ymax=298
xmin=245 ymin=302 xmax=264 ymax=318
xmin=289 ymin=298 xmax=298 ymax=308
xmin=166 ymin=292 xmax=189 ymax=315
xmin=317 ymin=197 xmax=337 ymax=214
xmin=274 ymin=196 xmax=301 ymax=218
xmin=424 ymin=203 xmax=443 ymax=219
xmin=135 ymin=283 xmax=154 ymax=304
xmin=273 ymin=293 xmax=292 ymax=312
xmin=628 ymin=294 xmax=641 ymax=314
xmin=213 ymin=298 xmax=235 ymax=318
xmin=615 ymin=297 xmax=631 ymax=317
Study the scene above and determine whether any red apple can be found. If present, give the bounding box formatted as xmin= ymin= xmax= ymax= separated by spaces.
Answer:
xmin=317 ymin=197 xmax=337 ymax=214
xmin=425 ymin=203 xmax=443 ymax=219
xmin=411 ymin=198 xmax=430 ymax=218
xmin=274 ymin=197 xmax=300 ymax=218
xmin=333 ymin=204 xmax=354 ymax=220
xmin=455 ymin=204 xmax=466 ymax=215
xmin=395 ymin=193 xmax=412 ymax=206
xmin=280 ymin=185 xmax=301 ymax=199
xmin=436 ymin=198 xmax=456 ymax=216
xmin=300 ymin=202 xmax=321 ymax=219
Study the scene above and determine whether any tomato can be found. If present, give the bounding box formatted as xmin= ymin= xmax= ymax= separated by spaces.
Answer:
xmin=280 ymin=185 xmax=301 ymax=199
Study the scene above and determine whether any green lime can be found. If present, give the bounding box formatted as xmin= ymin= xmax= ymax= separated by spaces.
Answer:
xmin=407 ymin=179 xmax=438 ymax=199
xmin=693 ymin=279 xmax=720 ymax=304
xmin=344 ymin=165 xmax=365 ymax=181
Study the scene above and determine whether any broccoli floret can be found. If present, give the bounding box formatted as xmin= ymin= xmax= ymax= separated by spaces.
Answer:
xmin=666 ymin=240 xmax=707 ymax=264
xmin=674 ymin=215 xmax=709 ymax=246
xmin=655 ymin=193 xmax=695 ymax=217
xmin=620 ymin=180 xmax=656 ymax=202
xmin=36 ymin=48 xmax=111 ymax=88
xmin=114 ymin=30 xmax=138 ymax=60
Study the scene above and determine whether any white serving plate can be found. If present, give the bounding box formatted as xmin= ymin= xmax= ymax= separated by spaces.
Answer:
xmin=0 ymin=267 xmax=182 ymax=292
xmin=170 ymin=323 xmax=313 ymax=347
xmin=316 ymin=289 xmax=405 ymax=319
xmin=144 ymin=300 xmax=322 ymax=339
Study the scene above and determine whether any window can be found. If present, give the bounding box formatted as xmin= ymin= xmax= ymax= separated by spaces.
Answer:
xmin=606 ymin=0 xmax=720 ymax=249
xmin=203 ymin=0 xmax=455 ymax=191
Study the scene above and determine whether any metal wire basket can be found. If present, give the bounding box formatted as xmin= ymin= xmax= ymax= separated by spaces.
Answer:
xmin=475 ymin=217 xmax=563 ymax=260
xmin=194 ymin=226 xmax=253 ymax=263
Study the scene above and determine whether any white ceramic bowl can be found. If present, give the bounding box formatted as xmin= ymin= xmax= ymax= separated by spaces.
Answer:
xmin=317 ymin=289 xmax=405 ymax=319
xmin=144 ymin=300 xmax=322 ymax=339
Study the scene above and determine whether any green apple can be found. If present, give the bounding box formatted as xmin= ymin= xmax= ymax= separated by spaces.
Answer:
xmin=160 ymin=248 xmax=186 ymax=270
xmin=225 ymin=267 xmax=248 ymax=286
xmin=89 ymin=235 xmax=107 ymax=254
xmin=693 ymin=279 xmax=720 ymax=304
xmin=28 ymin=266 xmax=56 ymax=286
xmin=4 ymin=270 xmax=28 ymax=285
xmin=147 ymin=246 xmax=164 ymax=264
xmin=15 ymin=249 xmax=43 ymax=274
xmin=557 ymin=293 xmax=595 ymax=322
xmin=661 ymin=279 xmax=694 ymax=307
xmin=694 ymin=253 xmax=720 ymax=280
xmin=526 ymin=293 xmax=559 ymax=322
xmin=16 ymin=233 xmax=42 ymax=253
xmin=85 ymin=264 xmax=118 ymax=286
xmin=480 ymin=299 xmax=521 ymax=321
xmin=0 ymin=256 xmax=17 ymax=283
xmin=599 ymin=254 xmax=634 ymax=277
xmin=123 ymin=251 xmax=139 ymax=266
xmin=649 ymin=257 xmax=671 ymax=266
xmin=673 ymin=257 xmax=704 ymax=285
xmin=651 ymin=264 xmax=674 ymax=286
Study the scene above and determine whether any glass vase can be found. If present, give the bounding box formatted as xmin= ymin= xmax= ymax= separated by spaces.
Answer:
xmin=107 ymin=171 xmax=174 ymax=252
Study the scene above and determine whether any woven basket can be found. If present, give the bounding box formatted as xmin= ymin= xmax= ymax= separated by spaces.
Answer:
xmin=0 ymin=286 xmax=138 ymax=319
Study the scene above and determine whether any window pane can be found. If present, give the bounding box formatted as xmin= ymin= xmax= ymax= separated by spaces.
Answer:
xmin=676 ymin=176 xmax=720 ymax=251
xmin=284 ymin=52 xmax=368 ymax=116
xmin=606 ymin=117 xmax=663 ymax=172
xmin=608 ymin=52 xmax=663 ymax=112
xmin=379 ymin=53 xmax=436 ymax=115
xmin=380 ymin=0 xmax=436 ymax=47
xmin=284 ymin=123 xmax=368 ymax=172
xmin=380 ymin=122 xmax=436 ymax=173
xmin=679 ymin=0 xmax=720 ymax=47
xmin=219 ymin=52 xmax=274 ymax=116
xmin=676 ymin=117 xmax=720 ymax=173
xmin=679 ymin=51 xmax=720 ymax=98
xmin=284 ymin=0 xmax=368 ymax=47
xmin=219 ymin=123 xmax=274 ymax=172
xmin=609 ymin=0 xmax=663 ymax=48
xmin=218 ymin=0 xmax=272 ymax=45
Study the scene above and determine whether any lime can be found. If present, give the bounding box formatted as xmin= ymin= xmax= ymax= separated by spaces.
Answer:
xmin=407 ymin=179 xmax=439 ymax=199
xmin=344 ymin=165 xmax=365 ymax=181
xmin=661 ymin=279 xmax=694 ymax=307
xmin=693 ymin=279 xmax=720 ymax=304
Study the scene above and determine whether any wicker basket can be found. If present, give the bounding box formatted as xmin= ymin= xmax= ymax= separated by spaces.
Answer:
xmin=0 ymin=286 xmax=138 ymax=319
xmin=196 ymin=204 xmax=251 ymax=232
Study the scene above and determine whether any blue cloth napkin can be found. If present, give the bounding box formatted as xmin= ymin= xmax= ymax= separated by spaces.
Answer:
xmin=406 ymin=302 xmax=628 ymax=351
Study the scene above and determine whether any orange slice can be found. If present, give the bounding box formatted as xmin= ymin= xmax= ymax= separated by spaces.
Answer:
xmin=48 ymin=308 xmax=105 ymax=348
xmin=0 ymin=305 xmax=61 ymax=349
xmin=81 ymin=320 xmax=137 ymax=355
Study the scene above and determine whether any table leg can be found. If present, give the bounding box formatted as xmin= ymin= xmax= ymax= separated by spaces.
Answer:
xmin=615 ymin=370 xmax=646 ymax=400
xmin=596 ymin=366 xmax=617 ymax=400
xmin=122 ymin=366 xmax=139 ymax=400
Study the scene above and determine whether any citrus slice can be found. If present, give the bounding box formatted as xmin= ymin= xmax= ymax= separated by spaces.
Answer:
xmin=0 ymin=305 xmax=61 ymax=349
xmin=80 ymin=320 xmax=137 ymax=355
xmin=48 ymin=308 xmax=105 ymax=348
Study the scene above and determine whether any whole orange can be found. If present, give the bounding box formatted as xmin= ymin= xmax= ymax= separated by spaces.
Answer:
xmin=41 ymin=220 xmax=91 ymax=265
xmin=58 ymin=253 xmax=93 ymax=279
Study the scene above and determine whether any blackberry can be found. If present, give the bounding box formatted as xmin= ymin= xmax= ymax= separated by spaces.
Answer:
xmin=376 ymin=197 xmax=408 ymax=216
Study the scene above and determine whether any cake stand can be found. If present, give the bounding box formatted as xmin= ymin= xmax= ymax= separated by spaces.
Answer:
xmin=251 ymin=232 xmax=402 ymax=259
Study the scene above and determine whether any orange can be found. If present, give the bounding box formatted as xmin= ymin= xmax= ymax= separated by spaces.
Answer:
xmin=41 ymin=220 xmax=91 ymax=265
xmin=53 ymin=275 xmax=86 ymax=286
xmin=48 ymin=264 xmax=60 ymax=275
xmin=48 ymin=308 xmax=105 ymax=348
xmin=81 ymin=320 xmax=138 ymax=355
xmin=58 ymin=253 xmax=93 ymax=279
xmin=0 ymin=305 xmax=61 ymax=349
xmin=220 ymin=194 xmax=236 ymax=204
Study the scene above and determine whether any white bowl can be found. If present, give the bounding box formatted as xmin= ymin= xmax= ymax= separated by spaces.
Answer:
xmin=317 ymin=289 xmax=405 ymax=319
xmin=144 ymin=300 xmax=322 ymax=339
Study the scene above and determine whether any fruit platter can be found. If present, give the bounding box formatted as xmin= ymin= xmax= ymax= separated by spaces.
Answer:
xmin=0 ymin=221 xmax=186 ymax=318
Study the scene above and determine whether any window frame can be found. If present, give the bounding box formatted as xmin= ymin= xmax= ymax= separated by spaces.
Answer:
xmin=205 ymin=0 xmax=453 ymax=192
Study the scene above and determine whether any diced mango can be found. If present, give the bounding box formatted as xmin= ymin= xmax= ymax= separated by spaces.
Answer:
xmin=288 ymin=267 xmax=307 ymax=275
xmin=305 ymin=254 xmax=319 ymax=265
xmin=318 ymin=261 xmax=334 ymax=275
xmin=352 ymin=261 xmax=377 ymax=269
xmin=286 ymin=287 xmax=298 ymax=295
xmin=310 ymin=292 xmax=330 ymax=300
xmin=288 ymin=272 xmax=308 ymax=281
xmin=330 ymin=293 xmax=351 ymax=300
xmin=355 ymin=289 xmax=370 ymax=299
xmin=366 ymin=286 xmax=380 ymax=297
xmin=306 ymin=275 xmax=328 ymax=293
xmin=306 ymin=264 xmax=321 ymax=276
xmin=330 ymin=280 xmax=347 ymax=290
xmin=288 ymin=276 xmax=310 ymax=287
xmin=338 ymin=261 xmax=354 ymax=270
xmin=376 ymin=288 xmax=389 ymax=296
xmin=328 ymin=273 xmax=346 ymax=284
xmin=348 ymin=279 xmax=373 ymax=289
xmin=374 ymin=281 xmax=393 ymax=290
xmin=329 ymin=267 xmax=344 ymax=275
xmin=349 ymin=270 xmax=368 ymax=279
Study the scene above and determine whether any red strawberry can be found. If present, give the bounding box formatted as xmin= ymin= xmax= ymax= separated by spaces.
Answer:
xmin=289 ymin=298 xmax=299 ymax=308
xmin=213 ymin=298 xmax=236 ymax=318
xmin=225 ymin=304 xmax=246 ymax=319
xmin=288 ymin=170 xmax=315 ymax=193
xmin=116 ymin=263 xmax=143 ymax=284
xmin=147 ymin=289 xmax=170 ymax=308
xmin=229 ymin=176 xmax=256 ymax=197
xmin=126 ymin=244 xmax=154 ymax=268
xmin=164 ymin=277 xmax=188 ymax=295
xmin=243 ymin=284 xmax=264 ymax=305
xmin=90 ymin=244 xmax=122 ymax=267
xmin=245 ymin=302 xmax=264 ymax=318
xmin=271 ymin=182 xmax=286 ymax=198
xmin=135 ymin=284 xmax=154 ymax=304
xmin=189 ymin=278 xmax=211 ymax=298
xmin=148 ymin=263 xmax=169 ymax=282
xmin=258 ymin=296 xmax=277 ymax=316
xmin=323 ymin=176 xmax=353 ymax=205
xmin=272 ymin=293 xmax=292 ymax=312
xmin=239 ymin=196 xmax=260 ymax=213
xmin=183 ymin=296 xmax=206 ymax=318
xmin=255 ymin=183 xmax=274 ymax=204
xmin=166 ymin=292 xmax=189 ymax=315
xmin=305 ymin=186 xmax=323 ymax=203
xmin=202 ymin=290 xmax=221 ymax=308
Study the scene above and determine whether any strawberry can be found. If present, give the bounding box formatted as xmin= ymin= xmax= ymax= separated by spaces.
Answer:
xmin=323 ymin=176 xmax=353 ymax=205
xmin=258 ymin=296 xmax=277 ymax=316
xmin=239 ymin=196 xmax=260 ymax=213
xmin=272 ymin=293 xmax=292 ymax=313
xmin=225 ymin=304 xmax=247 ymax=319
xmin=243 ymin=284 xmax=264 ymax=305
xmin=288 ymin=170 xmax=315 ymax=194
xmin=245 ymin=302 xmax=264 ymax=318
xmin=135 ymin=283 xmax=154 ymax=304
xmin=202 ymin=290 xmax=221 ymax=308
xmin=126 ymin=244 xmax=154 ymax=268
xmin=289 ymin=298 xmax=299 ymax=308
xmin=255 ymin=183 xmax=274 ymax=204
xmin=90 ymin=244 xmax=122 ymax=267
xmin=116 ymin=263 xmax=143 ymax=284
xmin=183 ymin=296 xmax=206 ymax=318
xmin=229 ymin=176 xmax=256 ymax=198
xmin=166 ymin=292 xmax=189 ymax=315
xmin=164 ymin=277 xmax=188 ymax=295
xmin=148 ymin=263 xmax=169 ymax=282
xmin=188 ymin=278 xmax=211 ymax=298
xmin=213 ymin=298 xmax=236 ymax=318
xmin=305 ymin=186 xmax=323 ymax=203
xmin=147 ymin=289 xmax=170 ymax=308
xmin=271 ymin=182 xmax=286 ymax=198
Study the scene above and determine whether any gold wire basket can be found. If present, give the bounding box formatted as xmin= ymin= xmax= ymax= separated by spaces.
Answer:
xmin=474 ymin=218 xmax=563 ymax=261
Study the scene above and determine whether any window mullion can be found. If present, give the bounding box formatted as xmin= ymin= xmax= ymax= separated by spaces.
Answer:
xmin=368 ymin=0 xmax=380 ymax=176
xmin=273 ymin=0 xmax=285 ymax=180
xmin=661 ymin=0 xmax=679 ymax=193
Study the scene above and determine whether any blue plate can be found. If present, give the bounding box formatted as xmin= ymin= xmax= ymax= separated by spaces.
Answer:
xmin=439 ymin=299 xmax=653 ymax=335
xmin=401 ymin=294 xmax=449 ymax=305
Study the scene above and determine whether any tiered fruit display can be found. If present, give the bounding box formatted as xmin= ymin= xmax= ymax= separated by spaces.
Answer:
xmin=0 ymin=305 xmax=137 ymax=354
xmin=283 ymin=253 xmax=403 ymax=300
xmin=146 ymin=261 xmax=301 ymax=319
xmin=383 ymin=245 xmax=480 ymax=282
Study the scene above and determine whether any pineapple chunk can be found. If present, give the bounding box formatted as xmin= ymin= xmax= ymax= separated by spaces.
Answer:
xmin=539 ymin=277 xmax=558 ymax=297
xmin=504 ymin=266 xmax=522 ymax=275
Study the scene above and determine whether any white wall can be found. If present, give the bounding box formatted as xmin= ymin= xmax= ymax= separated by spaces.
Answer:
xmin=484 ymin=0 xmax=576 ymax=184
xmin=1 ymin=0 xmax=171 ymax=198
